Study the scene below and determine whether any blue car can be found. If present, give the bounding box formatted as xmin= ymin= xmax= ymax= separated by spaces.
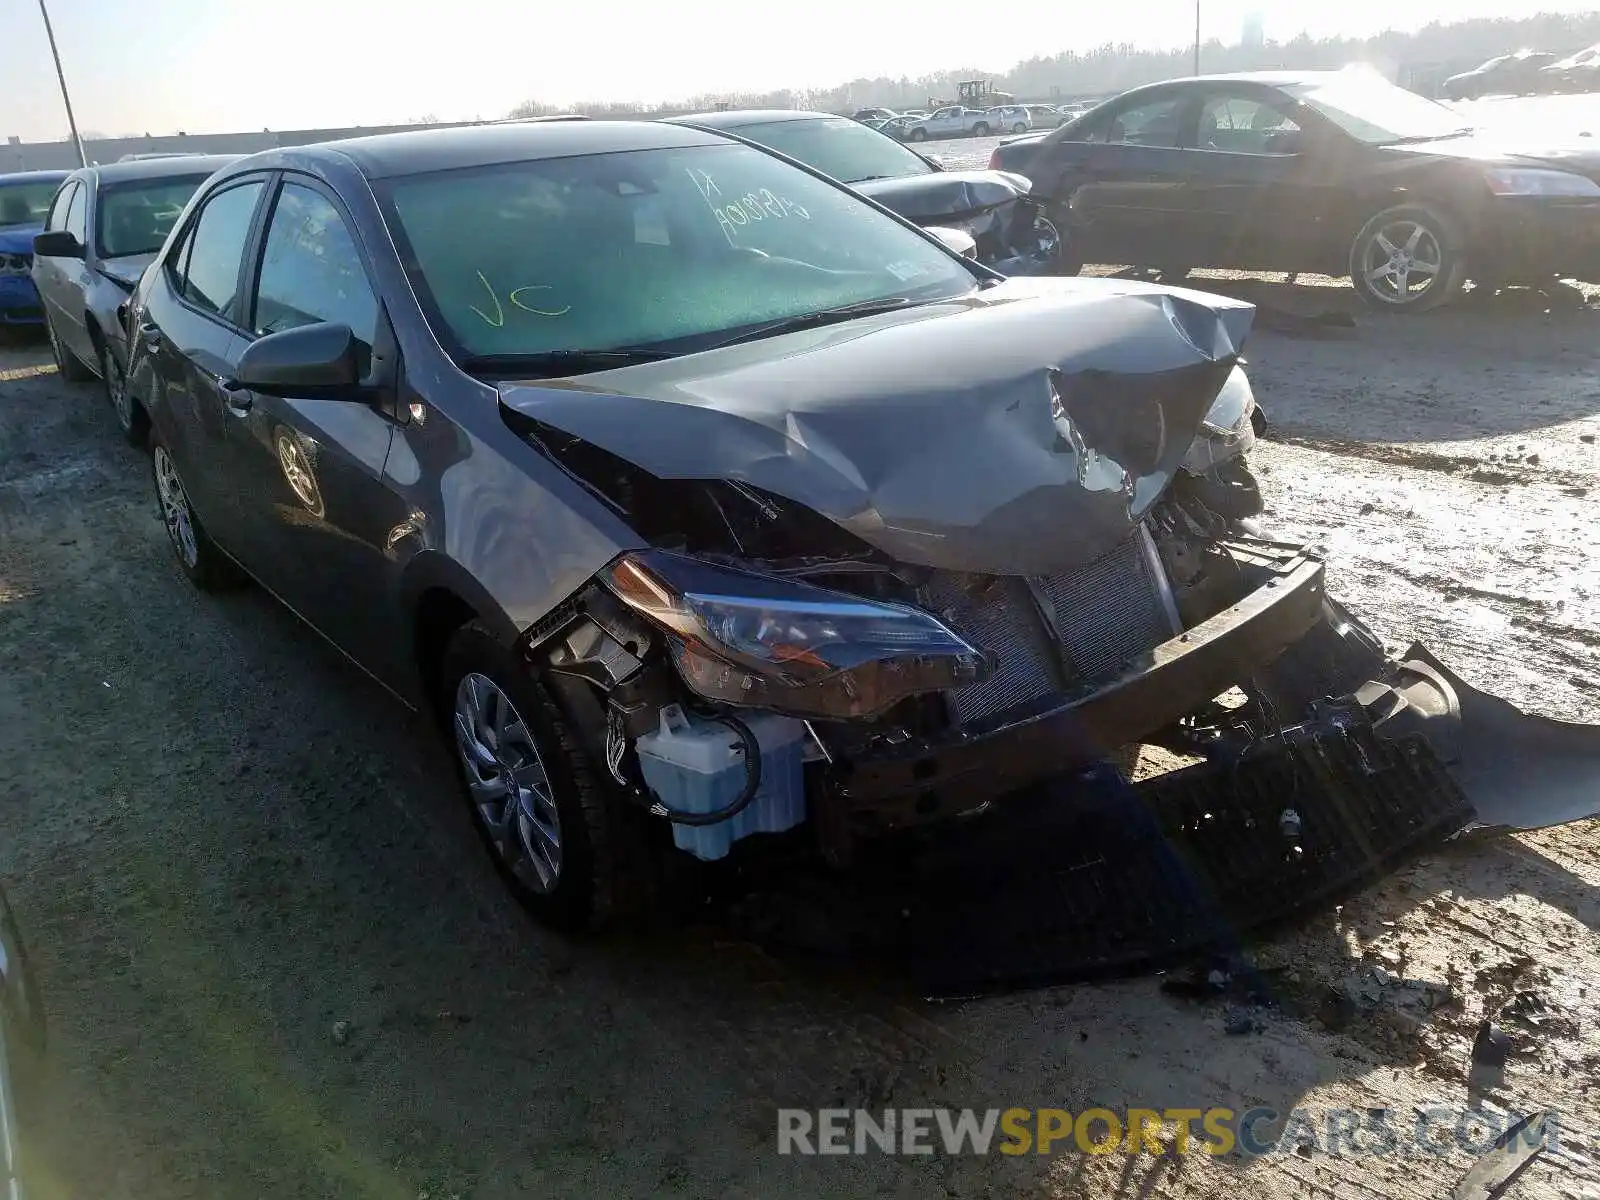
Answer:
xmin=0 ymin=170 xmax=71 ymax=327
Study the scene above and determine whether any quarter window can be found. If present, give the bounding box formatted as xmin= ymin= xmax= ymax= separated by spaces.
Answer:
xmin=1198 ymin=96 xmax=1302 ymax=154
xmin=251 ymin=183 xmax=378 ymax=348
xmin=176 ymin=182 xmax=265 ymax=320
xmin=63 ymin=184 xmax=87 ymax=242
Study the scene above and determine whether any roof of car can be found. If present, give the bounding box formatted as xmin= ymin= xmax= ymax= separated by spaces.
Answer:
xmin=73 ymin=154 xmax=241 ymax=184
xmin=0 ymin=169 xmax=73 ymax=184
xmin=284 ymin=120 xmax=727 ymax=180
xmin=670 ymin=109 xmax=833 ymax=128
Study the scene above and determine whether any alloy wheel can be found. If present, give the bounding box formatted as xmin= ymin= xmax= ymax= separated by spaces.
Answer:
xmin=1359 ymin=219 xmax=1443 ymax=306
xmin=453 ymin=672 xmax=563 ymax=893
xmin=153 ymin=445 xmax=199 ymax=568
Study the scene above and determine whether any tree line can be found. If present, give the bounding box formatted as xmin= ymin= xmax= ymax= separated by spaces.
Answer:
xmin=508 ymin=10 xmax=1600 ymax=118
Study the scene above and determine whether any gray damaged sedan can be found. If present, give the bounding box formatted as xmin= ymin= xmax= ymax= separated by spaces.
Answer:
xmin=125 ymin=121 xmax=1600 ymax=934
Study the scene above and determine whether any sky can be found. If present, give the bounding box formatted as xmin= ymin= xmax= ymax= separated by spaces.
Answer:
xmin=4 ymin=0 xmax=1595 ymax=142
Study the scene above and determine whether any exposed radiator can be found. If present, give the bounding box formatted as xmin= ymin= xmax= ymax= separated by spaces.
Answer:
xmin=920 ymin=527 xmax=1179 ymax=725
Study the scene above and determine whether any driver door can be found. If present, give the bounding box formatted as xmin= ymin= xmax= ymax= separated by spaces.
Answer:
xmin=224 ymin=175 xmax=410 ymax=678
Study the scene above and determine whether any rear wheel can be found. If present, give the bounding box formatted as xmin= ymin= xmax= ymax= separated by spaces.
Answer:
xmin=972 ymin=122 xmax=991 ymax=136
xmin=908 ymin=128 xmax=928 ymax=142
xmin=1012 ymin=122 xmax=1028 ymax=134
xmin=439 ymin=622 xmax=648 ymax=932
xmin=100 ymin=340 xmax=147 ymax=447
xmin=1348 ymin=202 xmax=1465 ymax=313
xmin=151 ymin=438 xmax=244 ymax=591
xmin=45 ymin=316 xmax=92 ymax=381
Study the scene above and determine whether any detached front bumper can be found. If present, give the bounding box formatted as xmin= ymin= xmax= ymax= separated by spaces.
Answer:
xmin=828 ymin=544 xmax=1326 ymax=821
xmin=1476 ymin=197 xmax=1600 ymax=281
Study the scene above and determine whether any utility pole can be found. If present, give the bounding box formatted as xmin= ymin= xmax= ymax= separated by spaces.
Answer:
xmin=1193 ymin=0 xmax=1201 ymax=75
xmin=38 ymin=0 xmax=87 ymax=166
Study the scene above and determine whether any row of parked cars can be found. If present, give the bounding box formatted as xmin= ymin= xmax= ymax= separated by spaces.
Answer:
xmin=1441 ymin=44 xmax=1600 ymax=99
xmin=853 ymin=102 xmax=1093 ymax=140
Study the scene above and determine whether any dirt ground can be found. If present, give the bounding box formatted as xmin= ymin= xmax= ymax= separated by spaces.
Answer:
xmin=3 ymin=264 xmax=1600 ymax=1194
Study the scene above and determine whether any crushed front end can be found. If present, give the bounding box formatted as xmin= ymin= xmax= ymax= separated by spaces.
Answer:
xmin=502 ymin=280 xmax=1600 ymax=986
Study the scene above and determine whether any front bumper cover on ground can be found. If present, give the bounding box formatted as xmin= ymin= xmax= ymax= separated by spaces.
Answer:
xmin=723 ymin=583 xmax=1600 ymax=996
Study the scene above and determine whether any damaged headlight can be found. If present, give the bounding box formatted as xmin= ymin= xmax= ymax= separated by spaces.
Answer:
xmin=1182 ymin=364 xmax=1258 ymax=476
xmin=603 ymin=550 xmax=988 ymax=719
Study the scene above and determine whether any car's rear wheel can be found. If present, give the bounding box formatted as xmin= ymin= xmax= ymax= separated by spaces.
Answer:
xmin=972 ymin=122 xmax=991 ymax=136
xmin=439 ymin=622 xmax=648 ymax=932
xmin=45 ymin=316 xmax=92 ymax=381
xmin=151 ymin=439 xmax=243 ymax=591
xmin=1348 ymin=203 xmax=1465 ymax=313
xmin=908 ymin=128 xmax=927 ymax=142
xmin=100 ymin=340 xmax=148 ymax=447
xmin=1012 ymin=122 xmax=1028 ymax=133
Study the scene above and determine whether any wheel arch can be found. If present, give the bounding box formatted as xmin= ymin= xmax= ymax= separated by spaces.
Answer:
xmin=401 ymin=551 xmax=522 ymax=714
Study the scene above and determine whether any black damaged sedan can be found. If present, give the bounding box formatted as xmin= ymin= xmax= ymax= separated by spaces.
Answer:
xmin=125 ymin=120 xmax=1599 ymax=936
xmin=993 ymin=69 xmax=1600 ymax=311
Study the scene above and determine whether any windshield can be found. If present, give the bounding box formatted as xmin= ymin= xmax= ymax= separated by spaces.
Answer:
xmin=96 ymin=175 xmax=212 ymax=258
xmin=0 ymin=181 xmax=63 ymax=229
xmin=726 ymin=116 xmax=935 ymax=183
xmin=1282 ymin=77 xmax=1470 ymax=145
xmin=378 ymin=141 xmax=975 ymax=363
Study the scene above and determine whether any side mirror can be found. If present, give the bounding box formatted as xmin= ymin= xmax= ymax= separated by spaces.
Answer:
xmin=230 ymin=322 xmax=364 ymax=399
xmin=924 ymin=226 xmax=978 ymax=259
xmin=33 ymin=230 xmax=84 ymax=259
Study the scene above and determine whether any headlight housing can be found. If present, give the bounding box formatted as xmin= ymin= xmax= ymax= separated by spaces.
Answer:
xmin=604 ymin=550 xmax=988 ymax=720
xmin=1182 ymin=364 xmax=1258 ymax=475
xmin=1484 ymin=168 xmax=1600 ymax=198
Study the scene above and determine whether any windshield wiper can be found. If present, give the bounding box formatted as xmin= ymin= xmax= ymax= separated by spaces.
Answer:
xmin=459 ymin=348 xmax=676 ymax=380
xmin=701 ymin=296 xmax=921 ymax=351
xmin=1380 ymin=127 xmax=1475 ymax=145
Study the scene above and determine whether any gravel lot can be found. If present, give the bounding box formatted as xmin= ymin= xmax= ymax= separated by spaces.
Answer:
xmin=3 ymin=94 xmax=1600 ymax=1199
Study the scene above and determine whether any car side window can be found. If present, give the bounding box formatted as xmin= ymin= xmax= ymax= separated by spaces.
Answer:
xmin=45 ymin=183 xmax=76 ymax=233
xmin=1198 ymin=96 xmax=1302 ymax=155
xmin=176 ymin=182 xmax=265 ymax=320
xmin=251 ymin=182 xmax=378 ymax=350
xmin=1078 ymin=96 xmax=1189 ymax=148
xmin=63 ymin=184 xmax=87 ymax=242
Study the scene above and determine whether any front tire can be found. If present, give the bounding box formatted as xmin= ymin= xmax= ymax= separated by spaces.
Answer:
xmin=439 ymin=622 xmax=646 ymax=932
xmin=100 ymin=340 xmax=147 ymax=447
xmin=151 ymin=438 xmax=244 ymax=591
xmin=45 ymin=316 xmax=92 ymax=381
xmin=1348 ymin=202 xmax=1465 ymax=313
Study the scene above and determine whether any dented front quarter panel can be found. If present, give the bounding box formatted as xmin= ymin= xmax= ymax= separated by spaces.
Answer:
xmin=499 ymin=276 xmax=1254 ymax=576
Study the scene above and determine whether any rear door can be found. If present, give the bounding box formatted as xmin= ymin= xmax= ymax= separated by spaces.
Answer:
xmin=1052 ymin=90 xmax=1200 ymax=267
xmin=136 ymin=175 xmax=270 ymax=551
xmin=224 ymin=175 xmax=406 ymax=675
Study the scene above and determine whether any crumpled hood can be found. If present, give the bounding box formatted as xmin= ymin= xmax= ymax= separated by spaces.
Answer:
xmin=853 ymin=169 xmax=1032 ymax=222
xmin=0 ymin=226 xmax=42 ymax=255
xmin=98 ymin=252 xmax=158 ymax=288
xmin=500 ymin=276 xmax=1254 ymax=576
